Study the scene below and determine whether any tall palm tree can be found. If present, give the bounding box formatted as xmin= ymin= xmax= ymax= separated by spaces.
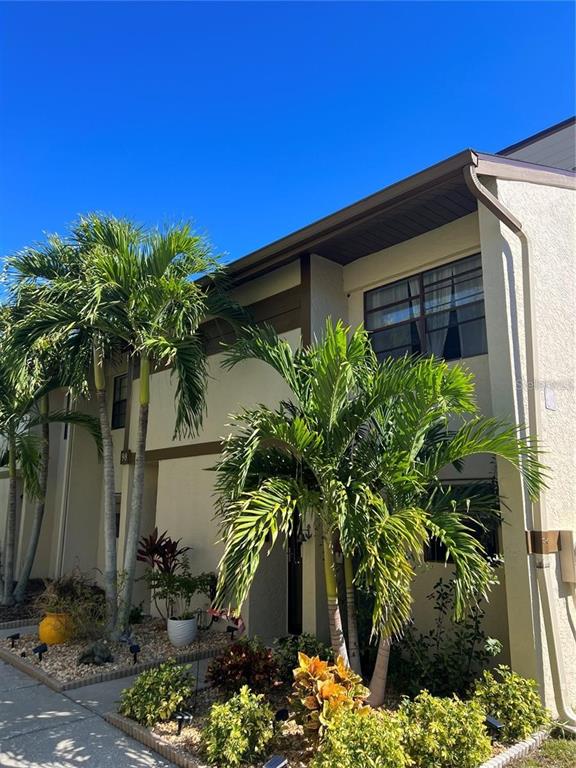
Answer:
xmin=9 ymin=235 xmax=122 ymax=628
xmin=72 ymin=215 xmax=239 ymax=629
xmin=9 ymin=216 xmax=240 ymax=631
xmin=0 ymin=315 xmax=102 ymax=606
xmin=212 ymin=321 xmax=545 ymax=679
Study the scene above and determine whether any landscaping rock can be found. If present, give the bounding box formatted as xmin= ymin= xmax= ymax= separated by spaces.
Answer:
xmin=78 ymin=640 xmax=114 ymax=665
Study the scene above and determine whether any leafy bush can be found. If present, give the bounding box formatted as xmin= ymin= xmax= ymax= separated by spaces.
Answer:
xmin=273 ymin=633 xmax=334 ymax=683
xmin=399 ymin=690 xmax=492 ymax=767
xmin=292 ymin=653 xmax=370 ymax=734
xmin=206 ymin=637 xmax=278 ymax=694
xmin=389 ymin=576 xmax=503 ymax=697
xmin=473 ymin=665 xmax=551 ymax=743
xmin=118 ymin=661 xmax=194 ymax=727
xmin=36 ymin=570 xmax=106 ymax=640
xmin=311 ymin=707 xmax=410 ymax=768
xmin=202 ymin=685 xmax=275 ymax=767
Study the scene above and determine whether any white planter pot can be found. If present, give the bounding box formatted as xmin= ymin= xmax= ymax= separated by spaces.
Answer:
xmin=167 ymin=616 xmax=198 ymax=648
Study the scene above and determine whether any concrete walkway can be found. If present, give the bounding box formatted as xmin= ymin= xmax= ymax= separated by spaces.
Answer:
xmin=0 ymin=623 xmax=181 ymax=768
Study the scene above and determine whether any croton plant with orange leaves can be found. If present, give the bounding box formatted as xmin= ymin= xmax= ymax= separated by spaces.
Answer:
xmin=292 ymin=652 xmax=370 ymax=734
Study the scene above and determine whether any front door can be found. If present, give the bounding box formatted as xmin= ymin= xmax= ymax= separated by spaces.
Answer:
xmin=287 ymin=511 xmax=303 ymax=634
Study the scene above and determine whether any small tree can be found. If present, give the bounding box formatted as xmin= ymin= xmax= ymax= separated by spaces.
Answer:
xmin=213 ymin=320 xmax=545 ymax=681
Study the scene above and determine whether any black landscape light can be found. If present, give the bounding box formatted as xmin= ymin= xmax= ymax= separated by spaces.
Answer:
xmin=263 ymin=757 xmax=288 ymax=768
xmin=174 ymin=709 xmax=194 ymax=736
xmin=7 ymin=632 xmax=20 ymax=648
xmin=485 ymin=714 xmax=505 ymax=735
xmin=33 ymin=643 xmax=48 ymax=662
xmin=225 ymin=625 xmax=237 ymax=641
xmin=129 ymin=643 xmax=141 ymax=665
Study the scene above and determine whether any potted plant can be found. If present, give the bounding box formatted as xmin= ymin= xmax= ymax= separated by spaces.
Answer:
xmin=138 ymin=529 xmax=216 ymax=648
xmin=35 ymin=570 xmax=105 ymax=645
xmin=167 ymin=571 xmax=218 ymax=647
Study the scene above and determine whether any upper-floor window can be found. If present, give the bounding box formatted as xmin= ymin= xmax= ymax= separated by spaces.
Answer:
xmin=364 ymin=253 xmax=487 ymax=361
xmin=111 ymin=374 xmax=128 ymax=430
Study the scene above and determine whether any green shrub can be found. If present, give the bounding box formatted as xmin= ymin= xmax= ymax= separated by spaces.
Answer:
xmin=473 ymin=665 xmax=551 ymax=743
xmin=389 ymin=576 xmax=503 ymax=697
xmin=206 ymin=637 xmax=278 ymax=693
xmin=273 ymin=633 xmax=334 ymax=683
xmin=311 ymin=707 xmax=411 ymax=768
xmin=118 ymin=662 xmax=194 ymax=726
xmin=400 ymin=690 xmax=492 ymax=767
xmin=202 ymin=685 xmax=275 ymax=767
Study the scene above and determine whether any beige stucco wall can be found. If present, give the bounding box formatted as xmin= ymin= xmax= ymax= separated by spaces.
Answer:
xmin=231 ymin=260 xmax=300 ymax=307
xmin=479 ymin=177 xmax=576 ymax=711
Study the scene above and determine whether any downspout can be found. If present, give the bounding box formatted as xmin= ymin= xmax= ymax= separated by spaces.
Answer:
xmin=464 ymin=160 xmax=576 ymax=731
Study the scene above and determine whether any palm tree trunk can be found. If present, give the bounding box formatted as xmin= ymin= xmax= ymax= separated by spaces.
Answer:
xmin=368 ymin=636 xmax=391 ymax=706
xmin=2 ymin=433 xmax=18 ymax=607
xmin=344 ymin=556 xmax=362 ymax=675
xmin=117 ymin=355 xmax=149 ymax=631
xmin=13 ymin=395 xmax=50 ymax=603
xmin=323 ymin=528 xmax=349 ymax=665
xmin=94 ymin=344 xmax=118 ymax=632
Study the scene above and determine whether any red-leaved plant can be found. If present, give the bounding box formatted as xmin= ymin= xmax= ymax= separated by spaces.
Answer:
xmin=137 ymin=528 xmax=189 ymax=574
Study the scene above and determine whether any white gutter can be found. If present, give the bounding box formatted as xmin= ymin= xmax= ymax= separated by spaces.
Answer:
xmin=464 ymin=161 xmax=576 ymax=731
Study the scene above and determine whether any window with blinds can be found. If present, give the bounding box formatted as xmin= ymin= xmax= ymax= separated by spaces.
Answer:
xmin=364 ymin=253 xmax=488 ymax=361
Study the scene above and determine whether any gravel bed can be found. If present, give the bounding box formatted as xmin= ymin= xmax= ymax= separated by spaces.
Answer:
xmin=2 ymin=618 xmax=229 ymax=684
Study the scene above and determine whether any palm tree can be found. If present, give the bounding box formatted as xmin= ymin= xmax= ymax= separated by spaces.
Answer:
xmin=212 ymin=320 xmax=545 ymax=680
xmin=65 ymin=214 xmax=243 ymax=630
xmin=0 ymin=315 xmax=102 ymax=606
xmin=9 ymin=234 xmax=122 ymax=628
xmin=9 ymin=216 xmax=240 ymax=631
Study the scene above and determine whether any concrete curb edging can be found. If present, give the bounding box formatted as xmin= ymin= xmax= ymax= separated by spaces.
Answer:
xmin=478 ymin=730 xmax=549 ymax=768
xmin=104 ymin=711 xmax=203 ymax=768
xmin=0 ymin=617 xmax=40 ymax=630
xmin=0 ymin=643 xmax=224 ymax=693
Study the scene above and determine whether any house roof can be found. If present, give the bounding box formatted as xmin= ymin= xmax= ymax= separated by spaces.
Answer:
xmin=227 ymin=138 xmax=576 ymax=283
xmin=498 ymin=116 xmax=576 ymax=157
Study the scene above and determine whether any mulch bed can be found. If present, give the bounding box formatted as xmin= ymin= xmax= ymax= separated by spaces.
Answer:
xmin=0 ymin=617 xmax=229 ymax=690
xmin=0 ymin=578 xmax=43 ymax=625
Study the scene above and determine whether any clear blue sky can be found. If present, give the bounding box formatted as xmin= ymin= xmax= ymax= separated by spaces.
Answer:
xmin=1 ymin=1 xmax=574 ymax=266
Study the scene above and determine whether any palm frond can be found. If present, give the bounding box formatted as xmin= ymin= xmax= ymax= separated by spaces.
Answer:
xmin=14 ymin=432 xmax=42 ymax=499
xmin=214 ymin=478 xmax=300 ymax=612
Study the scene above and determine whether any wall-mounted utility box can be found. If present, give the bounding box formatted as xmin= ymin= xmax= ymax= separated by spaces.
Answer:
xmin=559 ymin=530 xmax=576 ymax=583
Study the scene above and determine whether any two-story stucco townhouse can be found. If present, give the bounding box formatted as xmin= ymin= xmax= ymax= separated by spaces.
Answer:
xmin=2 ymin=116 xmax=575 ymax=718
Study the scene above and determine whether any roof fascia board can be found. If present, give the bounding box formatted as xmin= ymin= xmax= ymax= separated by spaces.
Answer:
xmin=475 ymin=153 xmax=576 ymax=190
xmin=228 ymin=149 xmax=476 ymax=279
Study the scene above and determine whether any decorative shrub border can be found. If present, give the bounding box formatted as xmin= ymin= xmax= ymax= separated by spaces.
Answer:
xmin=104 ymin=711 xmax=204 ymax=768
xmin=0 ymin=642 xmax=224 ymax=693
xmin=105 ymin=706 xmax=549 ymax=768
xmin=478 ymin=730 xmax=549 ymax=768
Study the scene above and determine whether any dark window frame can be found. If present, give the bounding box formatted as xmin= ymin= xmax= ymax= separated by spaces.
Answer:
xmin=111 ymin=374 xmax=128 ymax=430
xmin=364 ymin=254 xmax=488 ymax=362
